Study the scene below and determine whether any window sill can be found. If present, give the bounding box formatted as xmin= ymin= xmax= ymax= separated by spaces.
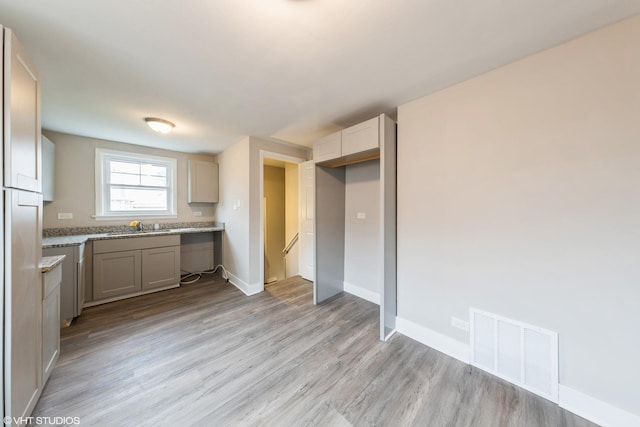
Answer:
xmin=92 ymin=214 xmax=178 ymax=221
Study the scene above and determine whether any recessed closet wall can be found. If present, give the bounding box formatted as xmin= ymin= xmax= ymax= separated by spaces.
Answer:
xmin=313 ymin=114 xmax=396 ymax=341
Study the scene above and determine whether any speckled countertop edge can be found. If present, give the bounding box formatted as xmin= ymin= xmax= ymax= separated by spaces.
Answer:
xmin=40 ymin=255 xmax=66 ymax=272
xmin=42 ymin=226 xmax=225 ymax=249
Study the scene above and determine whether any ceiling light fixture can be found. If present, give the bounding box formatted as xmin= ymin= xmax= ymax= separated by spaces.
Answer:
xmin=144 ymin=117 xmax=175 ymax=134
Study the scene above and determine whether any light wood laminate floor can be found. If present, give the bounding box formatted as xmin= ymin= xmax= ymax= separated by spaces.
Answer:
xmin=33 ymin=275 xmax=597 ymax=427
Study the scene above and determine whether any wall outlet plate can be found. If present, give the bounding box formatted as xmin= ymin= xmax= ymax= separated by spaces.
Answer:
xmin=451 ymin=316 xmax=470 ymax=332
xmin=58 ymin=212 xmax=73 ymax=220
xmin=357 ymin=212 xmax=366 ymax=219
xmin=193 ymin=211 xmax=202 ymax=216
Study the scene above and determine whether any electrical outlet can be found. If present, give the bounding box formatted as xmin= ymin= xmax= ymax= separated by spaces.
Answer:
xmin=58 ymin=213 xmax=73 ymax=220
xmin=193 ymin=211 xmax=202 ymax=217
xmin=451 ymin=317 xmax=470 ymax=332
xmin=357 ymin=212 xmax=366 ymax=219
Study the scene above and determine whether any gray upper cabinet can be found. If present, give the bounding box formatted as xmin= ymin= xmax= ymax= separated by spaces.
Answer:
xmin=313 ymin=116 xmax=382 ymax=167
xmin=188 ymin=160 xmax=219 ymax=203
xmin=42 ymin=135 xmax=55 ymax=202
xmin=313 ymin=132 xmax=342 ymax=163
xmin=3 ymin=28 xmax=41 ymax=192
xmin=341 ymin=116 xmax=379 ymax=156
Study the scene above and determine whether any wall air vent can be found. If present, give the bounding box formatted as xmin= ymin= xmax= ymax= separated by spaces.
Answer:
xmin=470 ymin=308 xmax=559 ymax=403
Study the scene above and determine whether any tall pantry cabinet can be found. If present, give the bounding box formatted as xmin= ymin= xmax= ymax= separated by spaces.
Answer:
xmin=2 ymin=26 xmax=44 ymax=427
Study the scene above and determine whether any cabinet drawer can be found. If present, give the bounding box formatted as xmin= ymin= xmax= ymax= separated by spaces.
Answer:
xmin=341 ymin=116 xmax=379 ymax=156
xmin=313 ymin=132 xmax=342 ymax=163
xmin=93 ymin=235 xmax=180 ymax=253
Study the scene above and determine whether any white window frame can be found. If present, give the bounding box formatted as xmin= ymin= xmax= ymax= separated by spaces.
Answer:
xmin=94 ymin=148 xmax=177 ymax=220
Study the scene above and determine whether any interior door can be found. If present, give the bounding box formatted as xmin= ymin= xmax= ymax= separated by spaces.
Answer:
xmin=298 ymin=161 xmax=315 ymax=282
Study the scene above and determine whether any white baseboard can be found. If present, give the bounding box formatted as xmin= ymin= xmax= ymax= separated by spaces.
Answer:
xmin=395 ymin=317 xmax=470 ymax=364
xmin=559 ymin=385 xmax=640 ymax=427
xmin=343 ymin=281 xmax=380 ymax=305
xmin=227 ymin=272 xmax=263 ymax=296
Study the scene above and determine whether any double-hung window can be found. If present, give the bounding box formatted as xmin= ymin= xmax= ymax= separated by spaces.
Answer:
xmin=95 ymin=148 xmax=177 ymax=218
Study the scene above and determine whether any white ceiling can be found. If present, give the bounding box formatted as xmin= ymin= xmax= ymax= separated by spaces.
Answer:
xmin=1 ymin=1 xmax=639 ymax=154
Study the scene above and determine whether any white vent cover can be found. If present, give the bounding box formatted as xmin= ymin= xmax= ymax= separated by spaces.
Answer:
xmin=470 ymin=308 xmax=559 ymax=403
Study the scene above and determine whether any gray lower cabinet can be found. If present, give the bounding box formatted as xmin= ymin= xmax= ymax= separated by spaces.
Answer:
xmin=93 ymin=250 xmax=142 ymax=299
xmin=43 ymin=243 xmax=86 ymax=326
xmin=93 ymin=235 xmax=180 ymax=303
xmin=142 ymin=246 xmax=181 ymax=290
xmin=42 ymin=263 xmax=62 ymax=385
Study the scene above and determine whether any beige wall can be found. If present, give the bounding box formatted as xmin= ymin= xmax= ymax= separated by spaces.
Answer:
xmin=397 ymin=16 xmax=640 ymax=416
xmin=284 ymin=163 xmax=299 ymax=277
xmin=42 ymin=131 xmax=217 ymax=228
xmin=264 ymin=165 xmax=285 ymax=282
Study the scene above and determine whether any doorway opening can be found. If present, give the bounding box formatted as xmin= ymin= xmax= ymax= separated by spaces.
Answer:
xmin=260 ymin=152 xmax=304 ymax=286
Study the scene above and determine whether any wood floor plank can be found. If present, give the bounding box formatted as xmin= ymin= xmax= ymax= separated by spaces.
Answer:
xmin=33 ymin=275 xmax=598 ymax=427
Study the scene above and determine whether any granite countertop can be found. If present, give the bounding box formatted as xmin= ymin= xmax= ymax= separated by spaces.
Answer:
xmin=42 ymin=225 xmax=225 ymax=249
xmin=40 ymin=255 xmax=66 ymax=272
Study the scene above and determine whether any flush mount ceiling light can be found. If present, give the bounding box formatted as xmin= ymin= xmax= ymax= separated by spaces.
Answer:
xmin=144 ymin=117 xmax=175 ymax=134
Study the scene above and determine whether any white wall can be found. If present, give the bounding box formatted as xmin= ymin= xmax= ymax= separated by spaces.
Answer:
xmin=344 ymin=160 xmax=380 ymax=302
xmin=397 ymin=15 xmax=640 ymax=418
xmin=248 ymin=138 xmax=309 ymax=288
xmin=42 ymin=131 xmax=217 ymax=228
xmin=284 ymin=162 xmax=299 ymax=277
xmin=216 ymin=137 xmax=251 ymax=288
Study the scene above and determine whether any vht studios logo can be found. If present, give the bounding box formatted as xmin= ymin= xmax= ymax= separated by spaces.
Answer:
xmin=3 ymin=416 xmax=81 ymax=425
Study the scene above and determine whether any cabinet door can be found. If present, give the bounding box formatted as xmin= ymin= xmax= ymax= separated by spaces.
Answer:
xmin=93 ymin=250 xmax=141 ymax=300
xmin=4 ymin=29 xmax=41 ymax=192
xmin=341 ymin=116 xmax=379 ymax=156
xmin=42 ymin=265 xmax=61 ymax=385
xmin=313 ymin=132 xmax=342 ymax=163
xmin=43 ymin=246 xmax=75 ymax=325
xmin=5 ymin=190 xmax=42 ymax=421
xmin=188 ymin=160 xmax=219 ymax=203
xmin=76 ymin=248 xmax=85 ymax=316
xmin=141 ymin=246 xmax=181 ymax=290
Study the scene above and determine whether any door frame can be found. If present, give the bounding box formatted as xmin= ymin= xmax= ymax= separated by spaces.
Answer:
xmin=259 ymin=150 xmax=306 ymax=289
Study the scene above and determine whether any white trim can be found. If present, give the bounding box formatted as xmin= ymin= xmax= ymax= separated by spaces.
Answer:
xmin=343 ymin=281 xmax=380 ymax=305
xmin=383 ymin=328 xmax=397 ymax=342
xmin=395 ymin=317 xmax=470 ymax=364
xmin=258 ymin=150 xmax=306 ymax=288
xmin=227 ymin=271 xmax=263 ymax=296
xmin=92 ymin=214 xmax=178 ymax=221
xmin=559 ymin=385 xmax=640 ymax=427
xmin=95 ymin=148 xmax=177 ymax=218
